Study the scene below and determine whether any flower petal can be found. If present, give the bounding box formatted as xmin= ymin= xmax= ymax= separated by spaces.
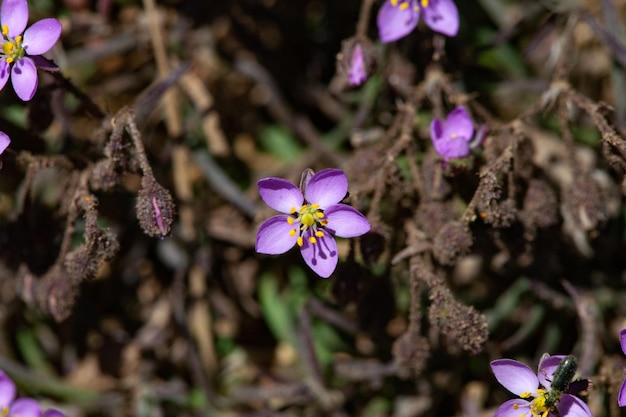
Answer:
xmin=300 ymin=231 xmax=338 ymax=278
xmin=377 ymin=0 xmax=420 ymax=43
xmin=324 ymin=204 xmax=370 ymax=238
xmin=619 ymin=378 xmax=626 ymax=407
xmin=43 ymin=410 xmax=67 ymax=417
xmin=620 ymin=328 xmax=626 ymax=356
xmin=9 ymin=398 xmax=41 ymax=417
xmin=490 ymin=359 xmax=538 ymax=396
xmin=556 ymin=394 xmax=592 ymax=417
xmin=0 ymin=131 xmax=10 ymax=155
xmin=304 ymin=169 xmax=348 ymax=209
xmin=431 ymin=133 xmax=470 ymax=160
xmin=11 ymin=57 xmax=38 ymax=101
xmin=422 ymin=0 xmax=459 ymax=36
xmin=256 ymin=215 xmax=298 ymax=255
xmin=0 ymin=370 xmax=16 ymax=409
xmin=348 ymin=44 xmax=367 ymax=86
xmin=22 ymin=18 xmax=62 ymax=55
xmin=258 ymin=178 xmax=303 ymax=214
xmin=537 ymin=354 xmax=566 ymax=389
xmin=493 ymin=399 xmax=531 ymax=417
xmin=444 ymin=106 xmax=474 ymax=140
xmin=430 ymin=118 xmax=444 ymax=141
xmin=1 ymin=0 xmax=28 ymax=37
xmin=0 ymin=59 xmax=10 ymax=91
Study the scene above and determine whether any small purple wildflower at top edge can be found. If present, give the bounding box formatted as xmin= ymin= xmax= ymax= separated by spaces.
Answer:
xmin=619 ymin=329 xmax=626 ymax=407
xmin=377 ymin=0 xmax=459 ymax=43
xmin=430 ymin=106 xmax=474 ymax=161
xmin=490 ymin=355 xmax=593 ymax=417
xmin=255 ymin=169 xmax=371 ymax=278
xmin=0 ymin=0 xmax=62 ymax=101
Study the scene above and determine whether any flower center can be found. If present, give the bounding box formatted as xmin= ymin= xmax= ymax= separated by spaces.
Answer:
xmin=287 ymin=203 xmax=329 ymax=247
xmin=389 ymin=0 xmax=427 ymax=10
xmin=1 ymin=25 xmax=25 ymax=64
xmin=525 ymin=389 xmax=558 ymax=417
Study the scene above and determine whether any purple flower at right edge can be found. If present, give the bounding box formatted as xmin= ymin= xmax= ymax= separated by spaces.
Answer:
xmin=0 ymin=0 xmax=62 ymax=101
xmin=256 ymin=169 xmax=370 ymax=278
xmin=430 ymin=106 xmax=473 ymax=161
xmin=490 ymin=355 xmax=592 ymax=417
xmin=0 ymin=369 xmax=67 ymax=417
xmin=617 ymin=329 xmax=626 ymax=407
xmin=377 ymin=0 xmax=459 ymax=43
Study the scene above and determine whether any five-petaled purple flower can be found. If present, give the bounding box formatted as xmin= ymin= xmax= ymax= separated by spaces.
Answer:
xmin=0 ymin=369 xmax=67 ymax=417
xmin=256 ymin=169 xmax=370 ymax=278
xmin=0 ymin=130 xmax=9 ymax=155
xmin=377 ymin=0 xmax=459 ymax=43
xmin=491 ymin=355 xmax=592 ymax=417
xmin=617 ymin=329 xmax=626 ymax=407
xmin=430 ymin=106 xmax=473 ymax=161
xmin=0 ymin=0 xmax=62 ymax=101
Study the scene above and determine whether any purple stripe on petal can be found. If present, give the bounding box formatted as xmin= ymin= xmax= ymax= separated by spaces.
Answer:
xmin=377 ymin=0 xmax=420 ymax=43
xmin=490 ymin=359 xmax=538 ymax=396
xmin=22 ymin=18 xmax=62 ymax=55
xmin=0 ymin=131 xmax=10 ymax=155
xmin=537 ymin=355 xmax=565 ymax=389
xmin=493 ymin=399 xmax=531 ymax=417
xmin=619 ymin=378 xmax=626 ymax=407
xmin=304 ymin=169 xmax=347 ymax=209
xmin=300 ymin=231 xmax=338 ymax=278
xmin=256 ymin=215 xmax=298 ymax=255
xmin=620 ymin=328 xmax=626 ymax=356
xmin=0 ymin=60 xmax=10 ymax=91
xmin=324 ymin=204 xmax=370 ymax=238
xmin=258 ymin=178 xmax=303 ymax=213
xmin=0 ymin=371 xmax=16 ymax=408
xmin=422 ymin=0 xmax=459 ymax=37
xmin=11 ymin=57 xmax=38 ymax=101
xmin=1 ymin=0 xmax=28 ymax=37
xmin=444 ymin=106 xmax=474 ymax=140
xmin=556 ymin=394 xmax=593 ymax=417
xmin=8 ymin=398 xmax=41 ymax=417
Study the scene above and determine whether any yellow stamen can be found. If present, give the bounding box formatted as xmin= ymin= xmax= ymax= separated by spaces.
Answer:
xmin=451 ymin=133 xmax=458 ymax=138
xmin=421 ymin=0 xmax=429 ymax=7
xmin=5 ymin=57 xmax=12 ymax=64
xmin=289 ymin=229 xmax=296 ymax=237
xmin=301 ymin=213 xmax=314 ymax=227
xmin=321 ymin=220 xmax=329 ymax=226
xmin=520 ymin=392 xmax=531 ymax=399
xmin=290 ymin=207 xmax=296 ymax=214
xmin=315 ymin=212 xmax=324 ymax=218
xmin=315 ymin=231 xmax=324 ymax=237
xmin=309 ymin=236 xmax=317 ymax=244
xmin=15 ymin=35 xmax=21 ymax=43
xmin=391 ymin=0 xmax=398 ymax=6
xmin=400 ymin=2 xmax=409 ymax=10
xmin=513 ymin=404 xmax=519 ymax=410
xmin=300 ymin=205 xmax=307 ymax=213
xmin=310 ymin=204 xmax=320 ymax=209
xmin=287 ymin=217 xmax=294 ymax=225
xmin=1 ymin=25 xmax=7 ymax=36
xmin=3 ymin=42 xmax=13 ymax=54
xmin=297 ymin=237 xmax=303 ymax=246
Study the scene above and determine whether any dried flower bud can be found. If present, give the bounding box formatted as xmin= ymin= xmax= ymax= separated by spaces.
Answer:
xmin=136 ymin=175 xmax=175 ymax=238
xmin=433 ymin=221 xmax=473 ymax=265
xmin=337 ymin=37 xmax=375 ymax=87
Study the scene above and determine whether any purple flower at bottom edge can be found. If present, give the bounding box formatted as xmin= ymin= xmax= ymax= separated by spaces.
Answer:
xmin=255 ymin=168 xmax=371 ymax=278
xmin=619 ymin=329 xmax=626 ymax=407
xmin=430 ymin=106 xmax=474 ymax=161
xmin=490 ymin=355 xmax=593 ymax=417
xmin=0 ymin=131 xmax=11 ymax=155
xmin=0 ymin=370 xmax=67 ymax=417
xmin=0 ymin=0 xmax=62 ymax=101
xmin=377 ymin=0 xmax=459 ymax=43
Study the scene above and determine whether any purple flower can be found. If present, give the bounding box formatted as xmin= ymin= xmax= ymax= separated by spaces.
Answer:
xmin=430 ymin=106 xmax=473 ymax=160
xmin=0 ymin=0 xmax=62 ymax=101
xmin=256 ymin=169 xmax=370 ymax=278
xmin=617 ymin=329 xmax=626 ymax=407
xmin=377 ymin=0 xmax=459 ymax=43
xmin=348 ymin=44 xmax=367 ymax=86
xmin=0 ymin=130 xmax=10 ymax=155
xmin=0 ymin=370 xmax=67 ymax=417
xmin=491 ymin=355 xmax=593 ymax=417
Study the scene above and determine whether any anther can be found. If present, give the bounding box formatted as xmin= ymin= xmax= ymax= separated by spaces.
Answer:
xmin=309 ymin=236 xmax=316 ymax=244
xmin=391 ymin=0 xmax=398 ymax=6
xmin=289 ymin=229 xmax=296 ymax=237
xmin=421 ymin=0 xmax=429 ymax=7
xmin=287 ymin=217 xmax=294 ymax=225
xmin=315 ymin=231 xmax=324 ymax=237
xmin=297 ymin=237 xmax=303 ymax=246
xmin=400 ymin=2 xmax=409 ymax=10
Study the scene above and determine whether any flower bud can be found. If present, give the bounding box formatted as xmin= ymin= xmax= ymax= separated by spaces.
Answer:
xmin=136 ymin=175 xmax=175 ymax=238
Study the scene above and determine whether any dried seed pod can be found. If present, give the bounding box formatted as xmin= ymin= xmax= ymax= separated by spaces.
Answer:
xmin=136 ymin=175 xmax=175 ymax=238
xmin=433 ymin=221 xmax=473 ymax=265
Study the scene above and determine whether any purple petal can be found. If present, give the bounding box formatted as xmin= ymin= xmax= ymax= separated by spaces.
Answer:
xmin=1 ymin=0 xmax=28 ymax=37
xmin=324 ymin=204 xmax=370 ymax=238
xmin=490 ymin=359 xmax=538 ymax=396
xmin=619 ymin=378 xmax=626 ymax=407
xmin=22 ymin=18 xmax=62 ymax=55
xmin=0 ymin=131 xmax=10 ymax=155
xmin=620 ymin=328 xmax=626 ymax=356
xmin=258 ymin=178 xmax=303 ymax=214
xmin=43 ymin=410 xmax=67 ymax=417
xmin=304 ymin=169 xmax=348 ymax=209
xmin=300 ymin=230 xmax=338 ymax=278
xmin=556 ymin=394 xmax=592 ymax=417
xmin=348 ymin=44 xmax=367 ymax=86
xmin=0 ymin=370 xmax=16 ymax=408
xmin=422 ymin=0 xmax=459 ymax=36
xmin=30 ymin=56 xmax=60 ymax=72
xmin=431 ymin=133 xmax=470 ymax=160
xmin=493 ymin=399 xmax=532 ymax=417
xmin=256 ymin=215 xmax=298 ymax=255
xmin=0 ymin=60 xmax=10 ymax=91
xmin=430 ymin=118 xmax=444 ymax=141
xmin=11 ymin=57 xmax=38 ymax=101
xmin=9 ymin=398 xmax=41 ymax=417
xmin=444 ymin=106 xmax=474 ymax=140
xmin=537 ymin=355 xmax=566 ymax=389
xmin=377 ymin=0 xmax=420 ymax=43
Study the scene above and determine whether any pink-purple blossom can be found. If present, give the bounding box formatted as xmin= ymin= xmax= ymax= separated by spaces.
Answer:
xmin=0 ymin=130 xmax=9 ymax=154
xmin=255 ymin=169 xmax=370 ymax=278
xmin=490 ymin=355 xmax=592 ymax=417
xmin=377 ymin=0 xmax=459 ymax=43
xmin=348 ymin=44 xmax=367 ymax=86
xmin=0 ymin=0 xmax=62 ymax=101
xmin=617 ymin=329 xmax=626 ymax=407
xmin=430 ymin=106 xmax=474 ymax=161
xmin=0 ymin=369 xmax=67 ymax=417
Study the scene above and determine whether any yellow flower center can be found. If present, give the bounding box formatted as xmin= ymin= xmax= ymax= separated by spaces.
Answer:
xmin=1 ymin=25 xmax=24 ymax=64
xmin=390 ymin=0 xmax=428 ymax=11
xmin=287 ymin=203 xmax=329 ymax=246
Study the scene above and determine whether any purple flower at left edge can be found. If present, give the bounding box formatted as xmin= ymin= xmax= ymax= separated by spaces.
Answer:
xmin=256 ymin=169 xmax=371 ymax=278
xmin=490 ymin=355 xmax=593 ymax=417
xmin=0 ymin=370 xmax=68 ymax=417
xmin=377 ymin=0 xmax=459 ymax=43
xmin=0 ymin=0 xmax=62 ymax=101
xmin=619 ymin=328 xmax=626 ymax=407
xmin=430 ymin=106 xmax=474 ymax=161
